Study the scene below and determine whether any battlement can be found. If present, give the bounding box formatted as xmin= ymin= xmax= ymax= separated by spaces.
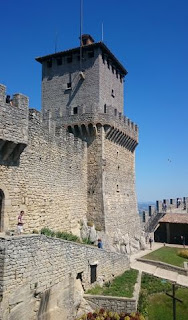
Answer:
xmin=0 ymin=84 xmax=28 ymax=163
xmin=59 ymin=104 xmax=138 ymax=151
xmin=141 ymin=195 xmax=188 ymax=233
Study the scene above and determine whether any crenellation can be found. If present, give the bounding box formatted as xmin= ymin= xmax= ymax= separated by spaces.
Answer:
xmin=0 ymin=84 xmax=6 ymax=105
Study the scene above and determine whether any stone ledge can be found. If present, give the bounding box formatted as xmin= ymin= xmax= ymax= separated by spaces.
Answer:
xmin=137 ymin=258 xmax=188 ymax=276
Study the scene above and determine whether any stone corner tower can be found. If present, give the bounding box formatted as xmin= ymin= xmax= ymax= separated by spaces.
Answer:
xmin=36 ymin=34 xmax=141 ymax=245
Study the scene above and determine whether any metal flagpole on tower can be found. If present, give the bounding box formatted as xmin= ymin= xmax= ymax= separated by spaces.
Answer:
xmin=80 ymin=0 xmax=83 ymax=71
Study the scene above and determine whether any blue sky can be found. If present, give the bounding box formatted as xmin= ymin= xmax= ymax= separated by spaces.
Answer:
xmin=1 ymin=0 xmax=188 ymax=202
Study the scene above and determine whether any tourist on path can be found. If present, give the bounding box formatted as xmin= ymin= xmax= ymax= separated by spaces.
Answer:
xmin=97 ymin=239 xmax=103 ymax=249
xmin=149 ymin=236 xmax=153 ymax=249
xmin=17 ymin=211 xmax=24 ymax=234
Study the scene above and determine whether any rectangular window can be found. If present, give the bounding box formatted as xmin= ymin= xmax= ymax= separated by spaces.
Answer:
xmin=67 ymin=56 xmax=72 ymax=63
xmin=90 ymin=265 xmax=97 ymax=284
xmin=88 ymin=51 xmax=94 ymax=58
xmin=56 ymin=57 xmax=62 ymax=65
xmin=111 ymin=89 xmax=115 ymax=98
xmin=47 ymin=59 xmax=52 ymax=68
xmin=67 ymin=82 xmax=71 ymax=89
xmin=73 ymin=107 xmax=78 ymax=114
xmin=104 ymin=104 xmax=107 ymax=113
xmin=114 ymin=109 xmax=117 ymax=116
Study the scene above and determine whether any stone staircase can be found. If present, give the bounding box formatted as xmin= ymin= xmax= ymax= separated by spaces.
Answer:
xmin=144 ymin=211 xmax=165 ymax=233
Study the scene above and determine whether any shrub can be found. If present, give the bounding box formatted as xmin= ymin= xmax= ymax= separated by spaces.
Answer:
xmin=82 ymin=237 xmax=93 ymax=245
xmin=55 ymin=231 xmax=80 ymax=242
xmin=41 ymin=227 xmax=55 ymax=237
xmin=95 ymin=225 xmax=102 ymax=231
xmin=178 ymin=249 xmax=188 ymax=259
xmin=40 ymin=228 xmax=80 ymax=242
xmin=87 ymin=221 xmax=94 ymax=227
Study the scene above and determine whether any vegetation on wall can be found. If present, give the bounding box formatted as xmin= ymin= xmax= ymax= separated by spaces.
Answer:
xmin=40 ymin=227 xmax=94 ymax=244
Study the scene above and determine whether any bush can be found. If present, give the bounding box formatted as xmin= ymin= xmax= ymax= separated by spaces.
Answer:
xmin=178 ymin=249 xmax=188 ymax=259
xmin=82 ymin=237 xmax=93 ymax=245
xmin=40 ymin=228 xmax=80 ymax=242
xmin=41 ymin=227 xmax=55 ymax=237
xmin=87 ymin=221 xmax=94 ymax=227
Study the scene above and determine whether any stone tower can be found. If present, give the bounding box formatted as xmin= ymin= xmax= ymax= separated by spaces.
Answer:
xmin=36 ymin=34 xmax=141 ymax=246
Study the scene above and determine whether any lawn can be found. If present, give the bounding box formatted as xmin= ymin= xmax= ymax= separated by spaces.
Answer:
xmin=138 ymin=273 xmax=188 ymax=320
xmin=86 ymin=269 xmax=138 ymax=298
xmin=142 ymin=246 xmax=188 ymax=267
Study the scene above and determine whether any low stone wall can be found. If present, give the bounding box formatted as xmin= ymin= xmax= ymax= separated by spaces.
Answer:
xmin=0 ymin=234 xmax=129 ymax=320
xmin=84 ymin=295 xmax=137 ymax=314
xmin=138 ymin=258 xmax=188 ymax=276
xmin=84 ymin=271 xmax=141 ymax=314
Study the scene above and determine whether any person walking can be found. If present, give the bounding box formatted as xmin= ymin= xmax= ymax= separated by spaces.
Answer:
xmin=149 ymin=236 xmax=153 ymax=249
xmin=17 ymin=211 xmax=24 ymax=235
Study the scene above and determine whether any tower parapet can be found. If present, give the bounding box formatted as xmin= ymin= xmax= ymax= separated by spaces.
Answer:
xmin=0 ymin=84 xmax=28 ymax=164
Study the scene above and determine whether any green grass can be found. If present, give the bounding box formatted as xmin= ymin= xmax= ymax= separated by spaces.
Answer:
xmin=148 ymin=290 xmax=188 ymax=320
xmin=142 ymin=247 xmax=188 ymax=267
xmin=138 ymin=273 xmax=188 ymax=320
xmin=86 ymin=269 xmax=138 ymax=298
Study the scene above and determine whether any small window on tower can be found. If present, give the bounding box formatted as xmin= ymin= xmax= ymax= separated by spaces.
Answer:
xmin=67 ymin=56 xmax=72 ymax=63
xmin=104 ymin=104 xmax=107 ymax=113
xmin=82 ymin=38 xmax=87 ymax=46
xmin=73 ymin=107 xmax=78 ymax=115
xmin=47 ymin=59 xmax=52 ymax=68
xmin=88 ymin=51 xmax=94 ymax=58
xmin=114 ymin=109 xmax=117 ymax=116
xmin=56 ymin=57 xmax=62 ymax=65
xmin=111 ymin=90 xmax=115 ymax=98
xmin=67 ymin=82 xmax=72 ymax=89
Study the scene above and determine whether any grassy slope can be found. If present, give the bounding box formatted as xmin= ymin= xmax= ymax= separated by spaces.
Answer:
xmin=142 ymin=247 xmax=188 ymax=267
xmin=139 ymin=273 xmax=188 ymax=320
xmin=87 ymin=269 xmax=138 ymax=298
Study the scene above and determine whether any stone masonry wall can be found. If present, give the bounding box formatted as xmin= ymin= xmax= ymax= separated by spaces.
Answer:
xmin=87 ymin=126 xmax=105 ymax=229
xmin=0 ymin=84 xmax=28 ymax=145
xmin=41 ymin=49 xmax=100 ymax=117
xmin=103 ymin=138 xmax=141 ymax=244
xmin=84 ymin=295 xmax=137 ymax=314
xmin=0 ymin=109 xmax=87 ymax=234
xmin=99 ymin=51 xmax=124 ymax=114
xmin=0 ymin=235 xmax=129 ymax=320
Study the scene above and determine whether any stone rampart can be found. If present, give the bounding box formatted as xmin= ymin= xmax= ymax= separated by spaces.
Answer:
xmin=0 ymin=84 xmax=28 ymax=145
xmin=0 ymin=235 xmax=129 ymax=320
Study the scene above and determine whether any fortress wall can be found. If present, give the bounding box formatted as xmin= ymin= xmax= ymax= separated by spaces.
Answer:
xmin=103 ymin=139 xmax=140 ymax=241
xmin=87 ymin=126 xmax=105 ymax=229
xmin=0 ymin=84 xmax=28 ymax=145
xmin=0 ymin=235 xmax=129 ymax=320
xmin=99 ymin=53 xmax=124 ymax=114
xmin=0 ymin=114 xmax=88 ymax=234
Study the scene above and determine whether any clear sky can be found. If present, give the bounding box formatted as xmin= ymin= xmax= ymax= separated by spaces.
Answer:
xmin=1 ymin=0 xmax=188 ymax=202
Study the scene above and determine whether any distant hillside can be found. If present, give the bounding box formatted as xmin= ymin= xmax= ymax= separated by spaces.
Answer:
xmin=138 ymin=201 xmax=155 ymax=214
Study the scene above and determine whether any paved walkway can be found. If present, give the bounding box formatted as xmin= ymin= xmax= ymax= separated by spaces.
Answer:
xmin=130 ymin=242 xmax=188 ymax=287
